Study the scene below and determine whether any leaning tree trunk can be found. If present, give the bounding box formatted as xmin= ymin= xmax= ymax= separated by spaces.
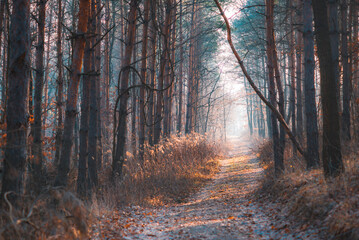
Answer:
xmin=214 ymin=0 xmax=306 ymax=164
xmin=312 ymin=0 xmax=344 ymax=178
xmin=1 ymin=0 xmax=30 ymax=202
xmin=54 ymin=0 xmax=91 ymax=187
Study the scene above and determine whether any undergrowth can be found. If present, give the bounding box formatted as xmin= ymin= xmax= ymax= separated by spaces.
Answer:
xmin=98 ymin=133 xmax=220 ymax=208
xmin=1 ymin=133 xmax=219 ymax=239
xmin=0 ymin=189 xmax=89 ymax=240
xmin=256 ymin=140 xmax=359 ymax=239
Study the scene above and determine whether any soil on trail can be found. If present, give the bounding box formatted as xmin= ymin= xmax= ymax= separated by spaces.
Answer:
xmin=91 ymin=136 xmax=321 ymax=239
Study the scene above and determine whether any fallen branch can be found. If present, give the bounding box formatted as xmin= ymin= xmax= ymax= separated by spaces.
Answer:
xmin=213 ymin=0 xmax=306 ymax=158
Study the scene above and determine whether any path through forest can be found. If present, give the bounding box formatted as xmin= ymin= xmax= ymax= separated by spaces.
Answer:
xmin=91 ymin=136 xmax=321 ymax=239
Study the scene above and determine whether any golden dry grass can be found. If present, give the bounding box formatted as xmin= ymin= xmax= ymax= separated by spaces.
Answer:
xmin=0 ymin=189 xmax=89 ymax=240
xmin=257 ymin=140 xmax=359 ymax=239
xmin=98 ymin=133 xmax=220 ymax=207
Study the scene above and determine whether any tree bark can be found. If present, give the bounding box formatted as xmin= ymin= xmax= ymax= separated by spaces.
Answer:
xmin=113 ymin=0 xmax=138 ymax=177
xmin=147 ymin=0 xmax=157 ymax=146
xmin=296 ymin=1 xmax=303 ymax=139
xmin=177 ymin=0 xmax=184 ymax=135
xmin=312 ymin=0 xmax=343 ymax=178
xmin=328 ymin=0 xmax=341 ymax=110
xmin=55 ymin=0 xmax=63 ymax=166
xmin=31 ymin=0 xmax=47 ymax=192
xmin=303 ymin=0 xmax=320 ymax=168
xmin=341 ymin=0 xmax=351 ymax=140
xmin=139 ymin=0 xmax=150 ymax=159
xmin=54 ymin=0 xmax=91 ymax=187
xmin=154 ymin=0 xmax=172 ymax=144
xmin=1 ymin=0 xmax=30 ymax=202
xmin=87 ymin=0 xmax=98 ymax=193
xmin=266 ymin=0 xmax=284 ymax=176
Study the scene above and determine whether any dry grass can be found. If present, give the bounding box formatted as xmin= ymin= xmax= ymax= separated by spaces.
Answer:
xmin=98 ymin=133 xmax=220 ymax=208
xmin=0 ymin=189 xmax=89 ymax=240
xmin=0 ymin=134 xmax=220 ymax=239
xmin=256 ymin=140 xmax=359 ymax=239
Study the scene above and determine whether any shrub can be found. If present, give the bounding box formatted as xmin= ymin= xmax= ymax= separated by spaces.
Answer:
xmin=98 ymin=133 xmax=220 ymax=207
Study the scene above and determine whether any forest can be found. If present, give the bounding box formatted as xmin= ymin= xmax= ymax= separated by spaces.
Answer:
xmin=0 ymin=0 xmax=358 ymax=239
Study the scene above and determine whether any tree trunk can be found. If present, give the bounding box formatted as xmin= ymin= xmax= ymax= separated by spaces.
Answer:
xmin=289 ymin=1 xmax=296 ymax=154
xmin=177 ymin=0 xmax=184 ymax=135
xmin=95 ymin=0 xmax=102 ymax=170
xmin=303 ymin=0 xmax=320 ymax=168
xmin=87 ymin=0 xmax=99 ymax=194
xmin=266 ymin=0 xmax=284 ymax=176
xmin=113 ymin=0 xmax=138 ymax=177
xmin=185 ymin=0 xmax=197 ymax=134
xmin=77 ymin=26 xmax=92 ymax=197
xmin=154 ymin=0 xmax=172 ymax=144
xmin=55 ymin=0 xmax=63 ymax=166
xmin=147 ymin=0 xmax=157 ymax=146
xmin=312 ymin=0 xmax=343 ymax=178
xmin=296 ymin=1 xmax=303 ymax=139
xmin=139 ymin=0 xmax=150 ymax=158
xmin=54 ymin=0 xmax=91 ymax=187
xmin=328 ymin=0 xmax=341 ymax=110
xmin=31 ymin=0 xmax=47 ymax=193
xmin=341 ymin=0 xmax=351 ymax=140
xmin=1 ymin=0 xmax=30 ymax=202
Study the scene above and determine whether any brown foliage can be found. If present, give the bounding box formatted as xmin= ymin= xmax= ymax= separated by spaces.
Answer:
xmin=256 ymin=140 xmax=359 ymax=239
xmin=0 ymin=189 xmax=89 ymax=239
xmin=98 ymin=133 xmax=220 ymax=207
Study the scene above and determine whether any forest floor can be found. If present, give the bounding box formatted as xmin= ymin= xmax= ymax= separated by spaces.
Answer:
xmin=90 ymin=136 xmax=324 ymax=239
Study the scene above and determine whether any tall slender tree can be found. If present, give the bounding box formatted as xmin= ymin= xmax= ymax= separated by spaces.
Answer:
xmin=55 ymin=0 xmax=91 ymax=187
xmin=1 ymin=0 xmax=31 ymax=201
xmin=303 ymin=0 xmax=320 ymax=168
xmin=312 ymin=0 xmax=343 ymax=177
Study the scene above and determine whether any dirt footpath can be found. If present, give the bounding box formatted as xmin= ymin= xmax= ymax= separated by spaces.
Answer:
xmin=91 ymin=137 xmax=322 ymax=239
